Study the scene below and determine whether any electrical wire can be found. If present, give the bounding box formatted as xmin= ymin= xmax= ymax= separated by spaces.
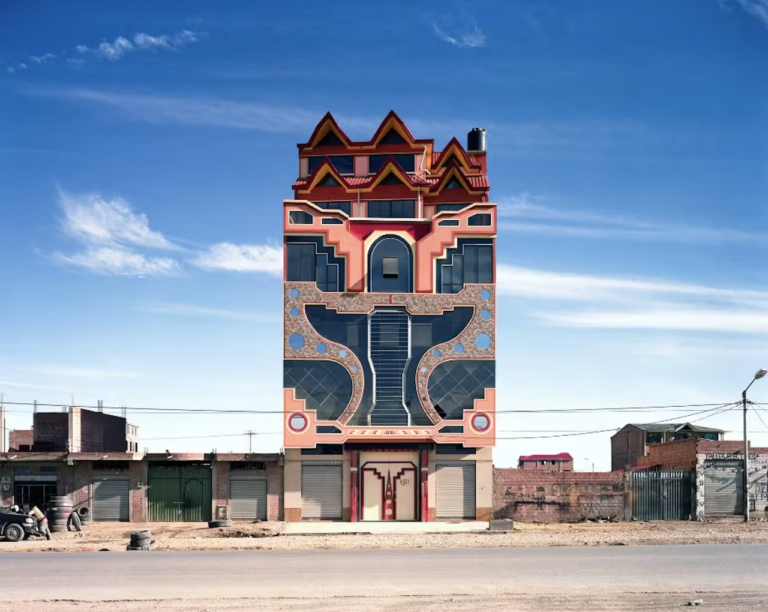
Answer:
xmin=0 ymin=400 xmax=739 ymax=415
xmin=141 ymin=432 xmax=282 ymax=441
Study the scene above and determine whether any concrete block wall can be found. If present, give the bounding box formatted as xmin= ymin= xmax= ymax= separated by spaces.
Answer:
xmin=129 ymin=460 xmax=147 ymax=522
xmin=494 ymin=468 xmax=627 ymax=522
xmin=33 ymin=413 xmax=68 ymax=449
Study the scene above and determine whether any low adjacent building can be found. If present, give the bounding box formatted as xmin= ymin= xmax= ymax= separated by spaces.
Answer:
xmin=518 ymin=453 xmax=573 ymax=472
xmin=32 ymin=407 xmax=140 ymax=453
xmin=611 ymin=422 xmax=724 ymax=471
xmin=9 ymin=428 xmax=34 ymax=451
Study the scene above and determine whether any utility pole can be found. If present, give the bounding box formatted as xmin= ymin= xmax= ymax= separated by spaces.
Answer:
xmin=247 ymin=430 xmax=255 ymax=454
xmin=742 ymin=369 xmax=767 ymax=523
xmin=743 ymin=389 xmax=749 ymax=523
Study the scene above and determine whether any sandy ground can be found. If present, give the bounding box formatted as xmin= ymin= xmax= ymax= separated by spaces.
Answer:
xmin=7 ymin=593 xmax=765 ymax=611
xmin=3 ymin=518 xmax=768 ymax=552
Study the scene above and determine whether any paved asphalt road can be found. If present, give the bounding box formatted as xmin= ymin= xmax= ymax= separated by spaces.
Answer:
xmin=1 ymin=545 xmax=767 ymax=604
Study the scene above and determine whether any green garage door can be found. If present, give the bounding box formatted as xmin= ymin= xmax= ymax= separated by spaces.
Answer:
xmin=148 ymin=464 xmax=212 ymax=522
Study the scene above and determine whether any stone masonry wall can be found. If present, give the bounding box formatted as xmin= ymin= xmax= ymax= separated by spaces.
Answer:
xmin=494 ymin=468 xmax=627 ymax=522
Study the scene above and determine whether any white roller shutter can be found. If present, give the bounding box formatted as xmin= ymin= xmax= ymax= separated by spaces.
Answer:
xmin=436 ymin=461 xmax=476 ymax=519
xmin=92 ymin=478 xmax=129 ymax=521
xmin=230 ymin=473 xmax=268 ymax=520
xmin=302 ymin=462 xmax=342 ymax=520
xmin=705 ymin=464 xmax=743 ymax=516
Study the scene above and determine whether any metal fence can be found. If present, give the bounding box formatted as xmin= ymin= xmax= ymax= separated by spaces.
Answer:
xmin=631 ymin=470 xmax=692 ymax=520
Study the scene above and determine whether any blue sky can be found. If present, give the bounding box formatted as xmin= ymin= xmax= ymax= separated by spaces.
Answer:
xmin=1 ymin=0 xmax=766 ymax=468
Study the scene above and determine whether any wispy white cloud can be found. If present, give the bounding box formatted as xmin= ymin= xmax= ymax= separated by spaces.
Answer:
xmin=56 ymin=247 xmax=180 ymax=277
xmin=432 ymin=23 xmax=486 ymax=48
xmin=6 ymin=30 xmax=201 ymax=74
xmin=45 ymin=90 xmax=382 ymax=134
xmin=720 ymin=0 xmax=768 ymax=28
xmin=137 ymin=302 xmax=280 ymax=323
xmin=192 ymin=243 xmax=283 ymax=275
xmin=497 ymin=192 xmax=766 ymax=245
xmin=16 ymin=365 xmax=141 ymax=380
xmin=58 ymin=188 xmax=178 ymax=250
xmin=497 ymin=263 xmax=768 ymax=334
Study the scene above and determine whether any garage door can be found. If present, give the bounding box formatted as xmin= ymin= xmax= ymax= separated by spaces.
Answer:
xmin=705 ymin=464 xmax=743 ymax=516
xmin=301 ymin=462 xmax=342 ymax=520
xmin=93 ymin=479 xmax=129 ymax=521
xmin=436 ymin=461 xmax=476 ymax=519
xmin=230 ymin=474 xmax=267 ymax=520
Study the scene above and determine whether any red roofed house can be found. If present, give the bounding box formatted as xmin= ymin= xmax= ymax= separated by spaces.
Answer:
xmin=518 ymin=453 xmax=574 ymax=472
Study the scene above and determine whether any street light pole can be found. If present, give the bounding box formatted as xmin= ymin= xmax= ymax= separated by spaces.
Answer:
xmin=742 ymin=368 xmax=767 ymax=523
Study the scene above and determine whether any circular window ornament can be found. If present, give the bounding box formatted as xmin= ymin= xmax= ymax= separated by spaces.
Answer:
xmin=289 ymin=413 xmax=308 ymax=432
xmin=432 ymin=349 xmax=441 ymax=358
xmin=339 ymin=349 xmax=348 ymax=358
xmin=480 ymin=309 xmax=491 ymax=320
xmin=316 ymin=342 xmax=327 ymax=354
xmin=475 ymin=333 xmax=491 ymax=350
xmin=352 ymin=366 xmax=359 ymax=373
xmin=288 ymin=333 xmax=305 ymax=350
xmin=481 ymin=289 xmax=491 ymax=301
xmin=289 ymin=307 xmax=299 ymax=318
xmin=472 ymin=413 xmax=490 ymax=432
xmin=454 ymin=343 xmax=465 ymax=354
xmin=289 ymin=288 xmax=300 ymax=299
xmin=421 ymin=366 xmax=427 ymax=373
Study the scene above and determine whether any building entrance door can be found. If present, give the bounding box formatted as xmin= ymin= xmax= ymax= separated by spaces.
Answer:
xmin=360 ymin=452 xmax=418 ymax=521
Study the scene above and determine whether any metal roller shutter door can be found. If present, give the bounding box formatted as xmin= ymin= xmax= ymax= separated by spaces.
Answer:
xmin=93 ymin=479 xmax=129 ymax=521
xmin=436 ymin=461 xmax=476 ymax=519
xmin=301 ymin=463 xmax=342 ymax=520
xmin=705 ymin=465 xmax=743 ymax=515
xmin=230 ymin=474 xmax=268 ymax=520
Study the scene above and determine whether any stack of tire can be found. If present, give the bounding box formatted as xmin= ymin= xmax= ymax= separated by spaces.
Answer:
xmin=47 ymin=495 xmax=73 ymax=533
xmin=127 ymin=529 xmax=155 ymax=551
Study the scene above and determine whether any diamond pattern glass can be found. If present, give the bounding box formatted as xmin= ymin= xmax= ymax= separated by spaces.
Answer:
xmin=284 ymin=360 xmax=353 ymax=421
xmin=427 ymin=360 xmax=495 ymax=420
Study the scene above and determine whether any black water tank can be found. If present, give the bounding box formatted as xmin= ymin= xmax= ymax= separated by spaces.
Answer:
xmin=467 ymin=127 xmax=486 ymax=152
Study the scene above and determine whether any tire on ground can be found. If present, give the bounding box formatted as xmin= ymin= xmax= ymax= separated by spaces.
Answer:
xmin=4 ymin=524 xmax=24 ymax=542
xmin=208 ymin=520 xmax=233 ymax=528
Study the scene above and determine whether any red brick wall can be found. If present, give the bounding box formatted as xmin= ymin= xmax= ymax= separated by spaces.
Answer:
xmin=494 ymin=469 xmax=628 ymax=522
xmin=129 ymin=461 xmax=147 ymax=522
xmin=214 ymin=460 xmax=228 ymax=512
xmin=520 ymin=459 xmax=574 ymax=472
xmin=267 ymin=461 xmax=282 ymax=521
xmin=9 ymin=429 xmax=34 ymax=450
xmin=635 ymin=438 xmax=698 ymax=470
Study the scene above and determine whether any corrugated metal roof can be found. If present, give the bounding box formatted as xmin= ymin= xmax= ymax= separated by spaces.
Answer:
xmin=631 ymin=422 xmax=724 ymax=433
xmin=519 ymin=453 xmax=573 ymax=461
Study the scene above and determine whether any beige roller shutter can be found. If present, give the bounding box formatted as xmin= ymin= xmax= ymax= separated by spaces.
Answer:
xmin=230 ymin=473 xmax=268 ymax=520
xmin=301 ymin=462 xmax=342 ymax=520
xmin=705 ymin=463 xmax=743 ymax=516
xmin=92 ymin=477 xmax=129 ymax=521
xmin=436 ymin=461 xmax=476 ymax=519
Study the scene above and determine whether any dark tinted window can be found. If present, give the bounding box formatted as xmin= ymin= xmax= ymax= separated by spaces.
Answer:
xmin=438 ymin=219 xmax=459 ymax=226
xmin=444 ymin=176 xmax=463 ymax=189
xmin=440 ymin=244 xmax=493 ymax=293
xmin=286 ymin=243 xmax=340 ymax=291
xmin=314 ymin=201 xmax=352 ymax=215
xmin=309 ymin=156 xmax=354 ymax=175
xmin=436 ymin=203 xmax=471 ymax=213
xmin=468 ymin=213 xmax=491 ymax=226
xmin=322 ymin=218 xmax=343 ymax=225
xmin=289 ymin=211 xmax=313 ymax=224
xmin=380 ymin=129 xmax=407 ymax=144
xmin=317 ymin=174 xmax=341 ymax=187
xmin=646 ymin=432 xmax=662 ymax=444
xmin=317 ymin=131 xmax=343 ymax=147
xmin=368 ymin=200 xmax=415 ymax=218
xmin=369 ymin=154 xmax=415 ymax=173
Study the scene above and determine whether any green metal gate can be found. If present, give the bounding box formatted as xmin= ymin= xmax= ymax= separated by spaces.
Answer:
xmin=631 ymin=470 xmax=692 ymax=520
xmin=148 ymin=464 xmax=212 ymax=522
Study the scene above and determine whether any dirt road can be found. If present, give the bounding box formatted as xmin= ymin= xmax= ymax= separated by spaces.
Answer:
xmin=1 ymin=545 xmax=766 ymax=611
xmin=5 ymin=518 xmax=768 ymax=553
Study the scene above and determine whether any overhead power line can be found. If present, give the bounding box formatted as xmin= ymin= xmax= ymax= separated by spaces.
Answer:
xmin=0 ymin=400 xmax=739 ymax=415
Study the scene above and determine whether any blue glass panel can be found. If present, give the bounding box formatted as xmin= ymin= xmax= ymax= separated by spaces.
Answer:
xmin=314 ymin=201 xmax=352 ymax=215
xmin=468 ymin=213 xmax=492 ymax=226
xmin=480 ymin=309 xmax=490 ymax=320
xmin=284 ymin=360 xmax=353 ymax=421
xmin=288 ymin=334 xmax=305 ymax=349
xmin=309 ymin=156 xmax=354 ymax=175
xmin=481 ymin=289 xmax=491 ymax=300
xmin=436 ymin=203 xmax=470 ymax=213
xmin=289 ymin=307 xmax=299 ymax=318
xmin=289 ymin=210 xmax=313 ymax=224
xmin=475 ymin=334 xmax=491 ymax=350
xmin=428 ymin=360 xmax=495 ymax=420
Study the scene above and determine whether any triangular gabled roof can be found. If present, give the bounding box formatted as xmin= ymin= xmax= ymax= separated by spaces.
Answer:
xmin=292 ymin=155 xmax=431 ymax=194
xmin=298 ymin=111 xmax=432 ymax=152
xmin=300 ymin=112 xmax=353 ymax=151
xmin=428 ymin=162 xmax=486 ymax=195
xmin=431 ymin=138 xmax=480 ymax=171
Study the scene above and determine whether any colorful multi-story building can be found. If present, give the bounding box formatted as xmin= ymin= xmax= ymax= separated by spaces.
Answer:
xmin=282 ymin=112 xmax=496 ymax=522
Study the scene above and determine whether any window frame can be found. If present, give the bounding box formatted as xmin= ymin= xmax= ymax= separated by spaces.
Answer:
xmin=308 ymin=155 xmax=355 ymax=175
